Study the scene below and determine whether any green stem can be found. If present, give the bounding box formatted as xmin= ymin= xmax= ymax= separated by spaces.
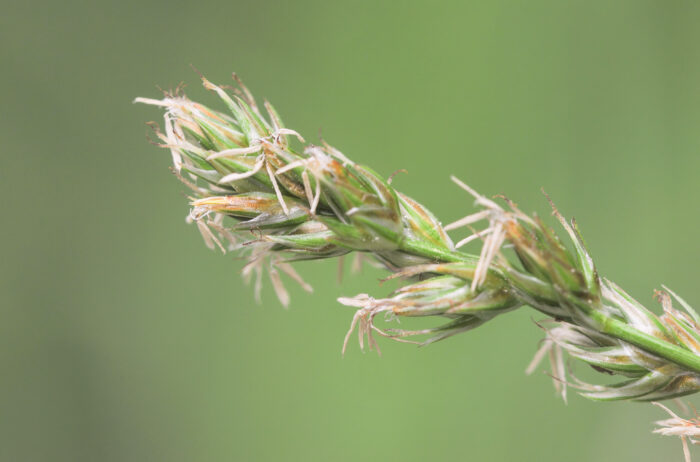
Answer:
xmin=590 ymin=310 xmax=700 ymax=374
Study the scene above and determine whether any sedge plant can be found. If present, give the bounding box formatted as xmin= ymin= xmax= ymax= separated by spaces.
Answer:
xmin=136 ymin=73 xmax=700 ymax=461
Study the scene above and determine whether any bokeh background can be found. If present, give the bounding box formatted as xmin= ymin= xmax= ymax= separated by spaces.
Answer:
xmin=2 ymin=1 xmax=700 ymax=461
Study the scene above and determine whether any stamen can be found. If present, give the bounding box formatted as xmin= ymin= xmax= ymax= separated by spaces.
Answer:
xmin=526 ymin=339 xmax=553 ymax=375
xmin=133 ymin=97 xmax=170 ymax=107
xmin=311 ymin=178 xmax=321 ymax=215
xmin=455 ymin=227 xmax=494 ymax=249
xmin=265 ymin=161 xmax=289 ymax=215
xmin=218 ymin=155 xmax=265 ymax=183
xmin=301 ymin=170 xmax=315 ymax=210
xmin=195 ymin=220 xmax=225 ymax=253
xmin=276 ymin=262 xmax=313 ymax=293
xmin=274 ymin=128 xmax=305 ymax=143
xmin=471 ymin=222 xmax=505 ymax=290
xmin=450 ymin=175 xmax=500 ymax=210
xmin=276 ymin=160 xmax=306 ymax=175
xmin=444 ymin=210 xmax=490 ymax=231
xmin=206 ymin=145 xmax=262 ymax=160
xmin=268 ymin=264 xmax=290 ymax=308
xmin=163 ymin=114 xmax=183 ymax=170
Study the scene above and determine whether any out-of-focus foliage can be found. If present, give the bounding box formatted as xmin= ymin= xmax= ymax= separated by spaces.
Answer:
xmin=2 ymin=1 xmax=700 ymax=461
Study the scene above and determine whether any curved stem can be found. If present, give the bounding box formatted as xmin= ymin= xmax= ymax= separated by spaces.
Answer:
xmin=590 ymin=310 xmax=700 ymax=374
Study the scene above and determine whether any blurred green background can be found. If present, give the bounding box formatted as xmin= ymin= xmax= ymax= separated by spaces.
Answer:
xmin=2 ymin=1 xmax=700 ymax=461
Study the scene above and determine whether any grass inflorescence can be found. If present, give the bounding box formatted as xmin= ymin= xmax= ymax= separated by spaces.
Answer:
xmin=137 ymin=73 xmax=700 ymax=461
